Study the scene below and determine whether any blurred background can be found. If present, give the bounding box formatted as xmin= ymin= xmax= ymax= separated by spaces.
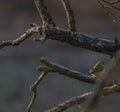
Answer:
xmin=0 ymin=0 xmax=120 ymax=112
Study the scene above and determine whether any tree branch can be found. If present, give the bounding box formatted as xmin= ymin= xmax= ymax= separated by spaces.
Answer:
xmin=1 ymin=24 xmax=119 ymax=57
xmin=84 ymin=51 xmax=120 ymax=112
xmin=45 ymin=84 xmax=120 ymax=112
xmin=0 ymin=24 xmax=40 ymax=49
xmin=26 ymin=72 xmax=47 ymax=112
xmin=61 ymin=0 xmax=76 ymax=32
xmin=36 ymin=26 xmax=120 ymax=56
xmin=101 ymin=0 xmax=120 ymax=11
xmin=34 ymin=0 xmax=56 ymax=27
xmin=38 ymin=57 xmax=96 ymax=84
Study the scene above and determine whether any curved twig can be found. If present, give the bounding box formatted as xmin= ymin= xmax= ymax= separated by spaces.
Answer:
xmin=42 ymin=26 xmax=120 ymax=56
xmin=61 ymin=0 xmax=76 ymax=32
xmin=26 ymin=72 xmax=47 ymax=112
xmin=101 ymin=0 xmax=120 ymax=11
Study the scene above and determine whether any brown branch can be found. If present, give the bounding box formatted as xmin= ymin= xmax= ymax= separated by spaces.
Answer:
xmin=61 ymin=0 xmax=76 ymax=32
xmin=26 ymin=72 xmax=47 ymax=112
xmin=45 ymin=84 xmax=120 ymax=112
xmin=38 ymin=57 xmax=96 ymax=84
xmin=0 ymin=24 xmax=40 ymax=49
xmin=84 ymin=51 xmax=120 ymax=112
xmin=34 ymin=0 xmax=56 ymax=27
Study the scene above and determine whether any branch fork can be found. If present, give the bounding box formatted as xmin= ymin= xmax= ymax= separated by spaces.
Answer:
xmin=0 ymin=0 xmax=120 ymax=112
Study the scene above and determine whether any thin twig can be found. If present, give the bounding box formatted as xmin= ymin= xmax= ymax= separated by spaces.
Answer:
xmin=101 ymin=0 xmax=120 ymax=11
xmin=26 ymin=72 xmax=47 ymax=112
xmin=84 ymin=51 xmax=120 ymax=112
xmin=0 ymin=25 xmax=40 ymax=49
xmin=61 ymin=0 xmax=76 ymax=32
xmin=34 ymin=0 xmax=56 ymax=27
xmin=38 ymin=57 xmax=96 ymax=84
xmin=45 ymin=84 xmax=120 ymax=112
xmin=97 ymin=0 xmax=116 ymax=22
xmin=111 ymin=0 xmax=120 ymax=4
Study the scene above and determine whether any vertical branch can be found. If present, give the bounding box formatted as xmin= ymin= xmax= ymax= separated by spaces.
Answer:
xmin=34 ymin=0 xmax=56 ymax=27
xmin=84 ymin=51 xmax=120 ymax=112
xmin=61 ymin=0 xmax=76 ymax=32
xmin=26 ymin=72 xmax=47 ymax=112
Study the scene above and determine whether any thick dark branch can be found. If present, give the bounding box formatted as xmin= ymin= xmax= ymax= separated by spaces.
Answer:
xmin=34 ymin=0 xmax=56 ymax=27
xmin=42 ymin=26 xmax=120 ymax=56
xmin=0 ymin=25 xmax=39 ymax=49
xmin=61 ymin=0 xmax=76 ymax=32
xmin=45 ymin=84 xmax=120 ymax=112
xmin=39 ymin=57 xmax=96 ymax=84
xmin=1 ymin=25 xmax=119 ymax=56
